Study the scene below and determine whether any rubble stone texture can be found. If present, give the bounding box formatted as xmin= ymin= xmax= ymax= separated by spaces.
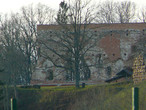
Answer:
xmin=132 ymin=55 xmax=146 ymax=84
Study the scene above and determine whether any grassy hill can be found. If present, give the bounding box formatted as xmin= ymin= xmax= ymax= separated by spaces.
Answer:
xmin=69 ymin=81 xmax=146 ymax=110
xmin=1 ymin=81 xmax=146 ymax=110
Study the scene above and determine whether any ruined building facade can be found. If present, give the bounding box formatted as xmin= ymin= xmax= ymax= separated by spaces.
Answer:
xmin=32 ymin=23 xmax=146 ymax=82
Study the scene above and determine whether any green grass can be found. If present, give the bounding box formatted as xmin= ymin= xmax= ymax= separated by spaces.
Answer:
xmin=70 ymin=81 xmax=146 ymax=110
xmin=16 ymin=84 xmax=98 ymax=110
xmin=1 ymin=81 xmax=146 ymax=110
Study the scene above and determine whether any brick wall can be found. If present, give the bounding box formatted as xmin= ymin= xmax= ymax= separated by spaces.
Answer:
xmin=37 ymin=23 xmax=146 ymax=31
xmin=99 ymin=34 xmax=121 ymax=61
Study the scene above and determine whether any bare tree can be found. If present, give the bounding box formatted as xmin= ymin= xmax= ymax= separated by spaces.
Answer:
xmin=116 ymin=1 xmax=136 ymax=23
xmin=0 ymin=3 xmax=55 ymax=85
xmin=21 ymin=3 xmax=56 ymax=25
xmin=138 ymin=7 xmax=146 ymax=23
xmin=95 ymin=1 xmax=137 ymax=23
xmin=38 ymin=0 xmax=97 ymax=87
xmin=0 ymin=13 xmax=32 ymax=86
xmin=95 ymin=0 xmax=117 ymax=23
xmin=15 ymin=3 xmax=56 ymax=84
xmin=36 ymin=3 xmax=56 ymax=24
xmin=0 ymin=3 xmax=57 ymax=109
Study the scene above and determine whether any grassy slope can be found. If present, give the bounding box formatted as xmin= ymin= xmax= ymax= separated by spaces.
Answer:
xmin=70 ymin=81 xmax=146 ymax=110
xmin=16 ymin=81 xmax=146 ymax=110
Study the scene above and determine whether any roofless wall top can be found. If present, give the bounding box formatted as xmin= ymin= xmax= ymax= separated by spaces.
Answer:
xmin=37 ymin=23 xmax=146 ymax=31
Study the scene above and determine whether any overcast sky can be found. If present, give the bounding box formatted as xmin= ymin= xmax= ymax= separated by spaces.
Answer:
xmin=0 ymin=0 xmax=146 ymax=14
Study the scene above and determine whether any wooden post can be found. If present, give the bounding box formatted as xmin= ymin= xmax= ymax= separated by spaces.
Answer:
xmin=132 ymin=87 xmax=139 ymax=110
xmin=11 ymin=98 xmax=17 ymax=110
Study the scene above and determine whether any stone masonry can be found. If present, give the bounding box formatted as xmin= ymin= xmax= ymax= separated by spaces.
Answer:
xmin=32 ymin=23 xmax=146 ymax=82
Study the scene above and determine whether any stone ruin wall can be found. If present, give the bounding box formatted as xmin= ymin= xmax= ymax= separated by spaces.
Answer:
xmin=32 ymin=23 xmax=146 ymax=82
xmin=132 ymin=55 xmax=146 ymax=84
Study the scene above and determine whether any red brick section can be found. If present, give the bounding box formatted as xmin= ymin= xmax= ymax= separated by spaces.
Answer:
xmin=99 ymin=34 xmax=121 ymax=61
xmin=91 ymin=23 xmax=146 ymax=31
xmin=37 ymin=23 xmax=146 ymax=31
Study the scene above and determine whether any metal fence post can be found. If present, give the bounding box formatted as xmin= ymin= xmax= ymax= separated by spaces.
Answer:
xmin=132 ymin=87 xmax=139 ymax=110
xmin=11 ymin=98 xmax=17 ymax=110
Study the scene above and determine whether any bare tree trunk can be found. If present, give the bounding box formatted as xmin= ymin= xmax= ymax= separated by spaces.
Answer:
xmin=75 ymin=29 xmax=80 ymax=87
xmin=75 ymin=50 xmax=80 ymax=88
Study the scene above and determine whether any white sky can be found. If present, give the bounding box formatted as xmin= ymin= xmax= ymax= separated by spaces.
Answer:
xmin=0 ymin=0 xmax=146 ymax=14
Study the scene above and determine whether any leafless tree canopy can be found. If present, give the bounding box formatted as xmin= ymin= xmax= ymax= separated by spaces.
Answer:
xmin=116 ymin=1 xmax=136 ymax=23
xmin=138 ymin=7 xmax=146 ymax=23
xmin=0 ymin=3 xmax=56 ymax=85
xmin=95 ymin=0 xmax=137 ymax=23
xmin=95 ymin=1 xmax=117 ymax=23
